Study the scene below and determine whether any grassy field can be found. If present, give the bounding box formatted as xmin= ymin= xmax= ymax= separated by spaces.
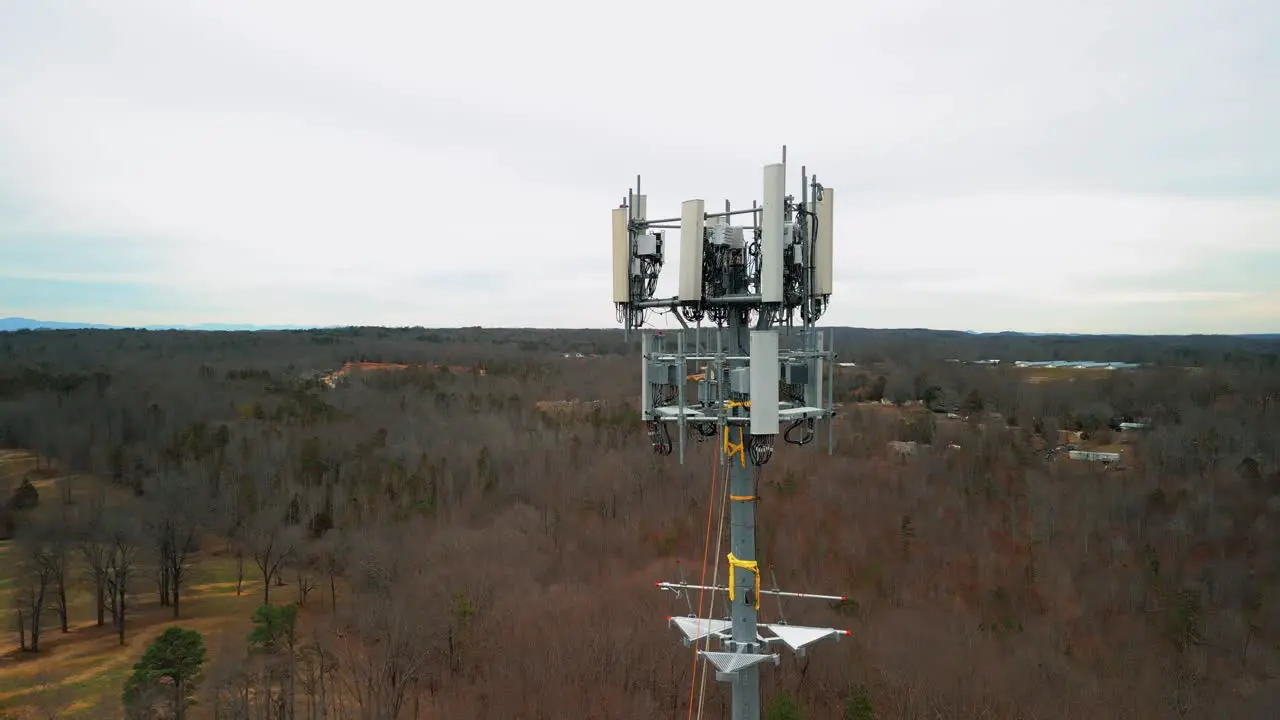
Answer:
xmin=0 ymin=450 xmax=265 ymax=719
xmin=1017 ymin=366 xmax=1116 ymax=384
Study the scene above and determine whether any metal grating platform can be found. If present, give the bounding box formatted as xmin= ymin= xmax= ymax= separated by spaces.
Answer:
xmin=699 ymin=651 xmax=780 ymax=675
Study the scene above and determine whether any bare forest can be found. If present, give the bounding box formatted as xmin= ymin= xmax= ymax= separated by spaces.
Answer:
xmin=1 ymin=325 xmax=1279 ymax=719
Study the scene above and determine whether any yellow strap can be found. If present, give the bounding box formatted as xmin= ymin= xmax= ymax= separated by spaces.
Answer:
xmin=729 ymin=495 xmax=756 ymax=501
xmin=721 ymin=425 xmax=746 ymax=468
xmin=726 ymin=553 xmax=761 ymax=610
xmin=724 ymin=400 xmax=752 ymax=409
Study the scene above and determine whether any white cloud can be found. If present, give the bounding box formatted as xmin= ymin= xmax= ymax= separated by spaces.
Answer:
xmin=0 ymin=0 xmax=1276 ymax=332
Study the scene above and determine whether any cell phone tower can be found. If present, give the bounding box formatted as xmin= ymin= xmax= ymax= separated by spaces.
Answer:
xmin=611 ymin=148 xmax=848 ymax=720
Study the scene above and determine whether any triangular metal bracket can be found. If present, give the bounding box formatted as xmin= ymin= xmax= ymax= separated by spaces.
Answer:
xmin=670 ymin=616 xmax=731 ymax=645
xmin=699 ymin=650 xmax=779 ymax=676
xmin=761 ymin=623 xmax=846 ymax=655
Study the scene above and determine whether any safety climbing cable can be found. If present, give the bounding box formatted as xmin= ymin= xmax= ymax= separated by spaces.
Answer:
xmin=686 ymin=438 xmax=720 ymax=720
xmin=696 ymin=425 xmax=734 ymax=720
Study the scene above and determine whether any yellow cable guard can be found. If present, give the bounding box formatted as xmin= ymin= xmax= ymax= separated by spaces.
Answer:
xmin=721 ymin=425 xmax=746 ymax=468
xmin=726 ymin=553 xmax=761 ymax=610
xmin=729 ymin=494 xmax=756 ymax=501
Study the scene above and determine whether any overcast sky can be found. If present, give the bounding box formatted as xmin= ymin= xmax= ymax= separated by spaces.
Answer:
xmin=1 ymin=0 xmax=1277 ymax=333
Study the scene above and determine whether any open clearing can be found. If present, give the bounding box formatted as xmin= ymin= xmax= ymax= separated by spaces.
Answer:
xmin=0 ymin=450 xmax=265 ymax=719
xmin=1018 ymin=366 xmax=1117 ymax=384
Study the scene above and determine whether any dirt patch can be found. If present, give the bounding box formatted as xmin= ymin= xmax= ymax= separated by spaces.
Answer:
xmin=535 ymin=399 xmax=604 ymax=417
xmin=321 ymin=360 xmax=485 ymax=387
xmin=1016 ymin=367 xmax=1114 ymax=384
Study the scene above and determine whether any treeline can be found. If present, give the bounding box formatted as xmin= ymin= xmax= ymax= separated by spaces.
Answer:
xmin=830 ymin=327 xmax=1280 ymax=369
xmin=4 ymin=325 xmax=1276 ymax=377
xmin=835 ymin=358 xmax=1280 ymax=442
xmin=1 ymin=326 xmax=1278 ymax=718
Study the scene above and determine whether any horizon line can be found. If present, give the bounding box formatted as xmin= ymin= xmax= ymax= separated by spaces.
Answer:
xmin=2 ymin=317 xmax=1277 ymax=339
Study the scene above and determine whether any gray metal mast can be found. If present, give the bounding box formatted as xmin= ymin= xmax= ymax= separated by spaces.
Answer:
xmin=612 ymin=148 xmax=845 ymax=720
xmin=728 ymin=285 xmax=760 ymax=719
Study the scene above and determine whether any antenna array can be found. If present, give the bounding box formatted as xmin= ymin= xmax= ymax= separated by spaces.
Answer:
xmin=610 ymin=149 xmax=847 ymax=720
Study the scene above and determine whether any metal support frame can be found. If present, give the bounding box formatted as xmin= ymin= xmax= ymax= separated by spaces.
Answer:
xmin=642 ymin=327 xmax=837 ymax=465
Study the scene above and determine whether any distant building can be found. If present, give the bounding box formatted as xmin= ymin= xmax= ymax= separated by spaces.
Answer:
xmin=1068 ymin=450 xmax=1122 ymax=464
xmin=1014 ymin=360 xmax=1141 ymax=370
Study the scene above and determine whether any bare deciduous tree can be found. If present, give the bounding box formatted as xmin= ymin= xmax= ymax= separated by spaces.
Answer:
xmin=144 ymin=470 xmax=211 ymax=618
xmin=104 ymin=512 xmax=141 ymax=646
xmin=13 ymin=532 xmax=55 ymax=652
xmin=244 ymin=510 xmax=302 ymax=606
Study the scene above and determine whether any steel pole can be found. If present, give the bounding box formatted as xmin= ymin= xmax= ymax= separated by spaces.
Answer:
xmin=727 ymin=308 xmax=759 ymax=720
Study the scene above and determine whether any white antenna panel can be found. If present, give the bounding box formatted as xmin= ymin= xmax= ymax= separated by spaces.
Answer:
xmin=630 ymin=192 xmax=647 ymax=223
xmin=814 ymin=187 xmax=834 ymax=297
xmin=749 ymin=330 xmax=779 ymax=435
xmin=679 ymin=199 xmax=705 ymax=302
xmin=611 ymin=207 xmax=629 ymax=304
xmin=760 ymin=163 xmax=785 ymax=303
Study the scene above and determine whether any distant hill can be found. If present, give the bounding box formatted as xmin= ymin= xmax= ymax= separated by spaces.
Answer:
xmin=0 ymin=317 xmax=119 ymax=331
xmin=1 ymin=317 xmax=1276 ymax=338
xmin=0 ymin=317 xmax=319 ymax=332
